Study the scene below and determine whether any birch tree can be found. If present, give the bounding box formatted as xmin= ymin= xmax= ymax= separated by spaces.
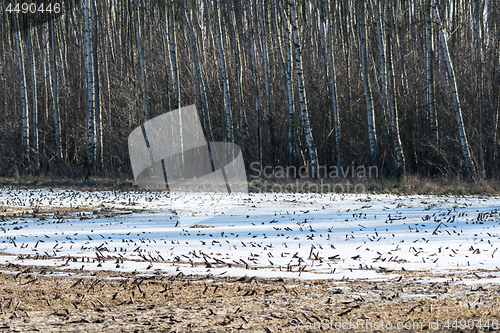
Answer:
xmin=184 ymin=0 xmax=214 ymax=152
xmin=426 ymin=0 xmax=438 ymax=162
xmin=84 ymin=0 xmax=95 ymax=172
xmin=431 ymin=0 xmax=476 ymax=177
xmin=277 ymin=0 xmax=296 ymax=167
xmin=289 ymin=0 xmax=318 ymax=177
xmin=229 ymin=0 xmax=247 ymax=147
xmin=372 ymin=0 xmax=388 ymax=123
xmin=341 ymin=0 xmax=352 ymax=116
xmin=258 ymin=0 xmax=275 ymax=164
xmin=14 ymin=13 xmax=29 ymax=164
xmin=326 ymin=0 xmax=341 ymax=169
xmin=474 ymin=0 xmax=484 ymax=176
xmin=50 ymin=15 xmax=62 ymax=165
xmin=27 ymin=27 xmax=38 ymax=168
xmin=38 ymin=24 xmax=48 ymax=165
xmin=134 ymin=0 xmax=149 ymax=121
xmin=491 ymin=34 xmax=500 ymax=174
xmin=92 ymin=0 xmax=102 ymax=169
xmin=360 ymin=0 xmax=378 ymax=167
xmin=386 ymin=0 xmax=405 ymax=177
xmin=167 ymin=0 xmax=180 ymax=110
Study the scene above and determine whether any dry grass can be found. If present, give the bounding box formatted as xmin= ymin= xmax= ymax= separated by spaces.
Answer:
xmin=0 ymin=175 xmax=499 ymax=196
xmin=0 ymin=177 xmax=137 ymax=191
xmin=190 ymin=224 xmax=215 ymax=228
xmin=0 ymin=205 xmax=144 ymax=221
xmin=248 ymin=176 xmax=500 ymax=196
xmin=0 ymin=264 xmax=498 ymax=332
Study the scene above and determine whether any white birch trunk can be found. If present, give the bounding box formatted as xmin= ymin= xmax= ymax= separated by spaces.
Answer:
xmin=50 ymin=16 xmax=62 ymax=164
xmin=159 ymin=3 xmax=171 ymax=111
xmin=491 ymin=38 xmax=500 ymax=169
xmin=84 ymin=0 xmax=95 ymax=172
xmin=342 ymin=1 xmax=351 ymax=116
xmin=289 ymin=0 xmax=318 ymax=177
xmin=431 ymin=0 xmax=476 ymax=177
xmin=373 ymin=0 xmax=388 ymax=121
xmin=326 ymin=0 xmax=341 ymax=169
xmin=184 ymin=0 xmax=214 ymax=167
xmin=386 ymin=0 xmax=405 ymax=177
xmin=28 ymin=27 xmax=38 ymax=168
xmin=92 ymin=0 xmax=102 ymax=169
xmin=134 ymin=0 xmax=149 ymax=121
xmin=167 ymin=0 xmax=180 ymax=110
xmin=229 ymin=2 xmax=247 ymax=147
xmin=474 ymin=0 xmax=484 ymax=176
xmin=14 ymin=13 xmax=29 ymax=164
xmin=426 ymin=0 xmax=438 ymax=156
xmin=259 ymin=0 xmax=274 ymax=163
xmin=38 ymin=24 xmax=48 ymax=164
xmin=278 ymin=0 xmax=296 ymax=167
xmin=360 ymin=0 xmax=378 ymax=167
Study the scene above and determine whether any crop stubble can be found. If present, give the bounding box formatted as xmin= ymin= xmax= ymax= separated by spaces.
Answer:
xmin=0 ymin=265 xmax=498 ymax=332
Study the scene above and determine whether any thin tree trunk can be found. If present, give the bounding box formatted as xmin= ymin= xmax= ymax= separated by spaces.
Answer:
xmin=491 ymin=35 xmax=500 ymax=176
xmin=394 ymin=0 xmax=408 ymax=94
xmin=249 ymin=0 xmax=261 ymax=170
xmin=278 ymin=0 xmax=295 ymax=168
xmin=56 ymin=16 xmax=68 ymax=163
xmin=158 ymin=1 xmax=171 ymax=112
xmin=431 ymin=0 xmax=476 ymax=177
xmin=229 ymin=1 xmax=247 ymax=148
xmin=426 ymin=0 xmax=438 ymax=165
xmin=259 ymin=0 xmax=274 ymax=164
xmin=326 ymin=0 xmax=341 ymax=169
xmin=193 ymin=4 xmax=216 ymax=143
xmin=372 ymin=0 xmax=388 ymax=123
xmin=134 ymin=0 xmax=149 ymax=122
xmin=121 ymin=0 xmax=128 ymax=80
xmin=50 ymin=15 xmax=62 ymax=165
xmin=474 ymin=0 xmax=484 ymax=177
xmin=386 ymin=0 xmax=405 ymax=177
xmin=271 ymin=0 xmax=294 ymax=166
xmin=167 ymin=0 xmax=179 ymax=110
xmin=102 ymin=0 xmax=115 ymax=64
xmin=14 ymin=13 xmax=29 ymax=165
xmin=289 ymin=0 xmax=318 ymax=178
xmin=342 ymin=0 xmax=351 ymax=116
xmin=214 ymin=0 xmax=232 ymax=143
xmin=97 ymin=0 xmax=111 ymax=167
xmin=184 ymin=0 xmax=214 ymax=163
xmin=27 ymin=27 xmax=38 ymax=169
xmin=38 ymin=24 xmax=48 ymax=167
xmin=360 ymin=0 xmax=378 ymax=167
xmin=92 ymin=0 xmax=102 ymax=170
xmin=84 ymin=0 xmax=95 ymax=173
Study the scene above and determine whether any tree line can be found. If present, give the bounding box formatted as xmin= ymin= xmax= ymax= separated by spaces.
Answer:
xmin=0 ymin=0 xmax=499 ymax=180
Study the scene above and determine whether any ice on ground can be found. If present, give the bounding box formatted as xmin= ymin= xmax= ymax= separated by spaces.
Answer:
xmin=0 ymin=188 xmax=499 ymax=280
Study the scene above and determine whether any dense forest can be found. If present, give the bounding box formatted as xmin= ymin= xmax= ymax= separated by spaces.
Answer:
xmin=0 ymin=0 xmax=499 ymax=180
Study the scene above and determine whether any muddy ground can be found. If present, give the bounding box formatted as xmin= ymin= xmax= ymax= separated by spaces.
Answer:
xmin=0 ymin=264 xmax=498 ymax=332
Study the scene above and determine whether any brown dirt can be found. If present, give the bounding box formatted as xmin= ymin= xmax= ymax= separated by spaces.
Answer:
xmin=0 ymin=265 xmax=498 ymax=332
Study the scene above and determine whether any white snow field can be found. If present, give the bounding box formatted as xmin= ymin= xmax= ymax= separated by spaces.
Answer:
xmin=0 ymin=188 xmax=499 ymax=280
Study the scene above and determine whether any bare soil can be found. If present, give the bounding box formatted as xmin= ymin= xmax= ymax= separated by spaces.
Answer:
xmin=0 ymin=264 xmax=498 ymax=332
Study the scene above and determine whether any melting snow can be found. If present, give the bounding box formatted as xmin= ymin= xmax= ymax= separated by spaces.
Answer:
xmin=0 ymin=188 xmax=499 ymax=280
